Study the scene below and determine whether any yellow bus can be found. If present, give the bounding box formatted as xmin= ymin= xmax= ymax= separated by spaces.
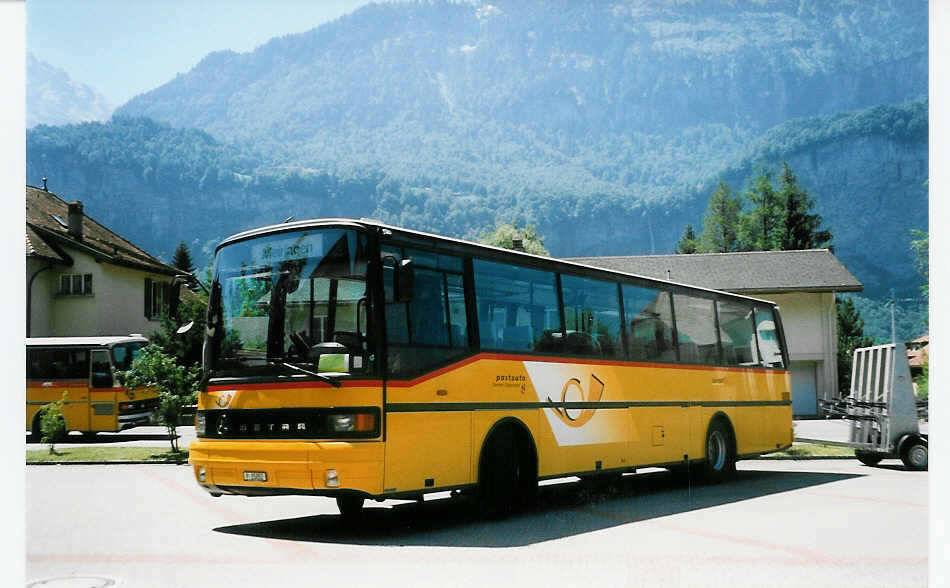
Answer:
xmin=27 ymin=336 xmax=159 ymax=438
xmin=190 ymin=219 xmax=793 ymax=515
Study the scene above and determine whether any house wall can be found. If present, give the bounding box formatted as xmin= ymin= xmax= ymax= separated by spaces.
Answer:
xmin=26 ymin=258 xmax=57 ymax=336
xmin=32 ymin=246 xmax=172 ymax=337
xmin=758 ymin=291 xmax=838 ymax=416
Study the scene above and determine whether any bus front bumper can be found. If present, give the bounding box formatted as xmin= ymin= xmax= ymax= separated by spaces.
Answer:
xmin=188 ymin=439 xmax=384 ymax=498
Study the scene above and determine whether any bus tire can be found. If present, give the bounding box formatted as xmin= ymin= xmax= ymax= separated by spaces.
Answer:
xmin=900 ymin=440 xmax=928 ymax=471
xmin=478 ymin=421 xmax=537 ymax=518
xmin=701 ymin=418 xmax=736 ymax=484
xmin=30 ymin=413 xmax=42 ymax=440
xmin=855 ymin=450 xmax=884 ymax=467
xmin=336 ymin=495 xmax=364 ymax=517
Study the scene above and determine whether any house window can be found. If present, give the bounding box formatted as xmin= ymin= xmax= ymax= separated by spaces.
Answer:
xmin=144 ymin=278 xmax=170 ymax=320
xmin=59 ymin=273 xmax=93 ymax=296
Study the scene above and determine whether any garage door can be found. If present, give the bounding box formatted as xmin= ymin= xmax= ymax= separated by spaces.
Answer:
xmin=790 ymin=361 xmax=818 ymax=416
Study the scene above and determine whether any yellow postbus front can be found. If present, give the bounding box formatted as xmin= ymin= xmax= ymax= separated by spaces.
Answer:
xmin=189 ymin=224 xmax=383 ymax=513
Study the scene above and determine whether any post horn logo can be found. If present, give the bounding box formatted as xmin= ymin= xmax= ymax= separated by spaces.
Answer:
xmin=547 ymin=373 xmax=605 ymax=427
xmin=214 ymin=390 xmax=237 ymax=409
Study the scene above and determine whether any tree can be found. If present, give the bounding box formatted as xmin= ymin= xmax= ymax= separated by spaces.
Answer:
xmin=740 ymin=169 xmax=784 ymax=251
xmin=836 ymin=296 xmax=874 ymax=396
xmin=778 ymin=163 xmax=832 ymax=250
xmin=910 ymin=229 xmax=928 ymax=296
xmin=479 ymin=221 xmax=550 ymax=256
xmin=149 ymin=290 xmax=207 ymax=368
xmin=699 ymin=182 xmax=742 ymax=253
xmin=675 ymin=223 xmax=700 ymax=254
xmin=172 ymin=241 xmax=196 ymax=274
xmin=118 ymin=344 xmax=200 ymax=453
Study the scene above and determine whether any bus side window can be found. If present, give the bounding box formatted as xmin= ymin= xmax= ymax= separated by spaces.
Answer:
xmin=90 ymin=349 xmax=114 ymax=388
xmin=622 ymin=285 xmax=675 ymax=362
xmin=716 ymin=299 xmax=757 ymax=367
xmin=472 ymin=259 xmax=560 ymax=353
xmin=754 ymin=306 xmax=785 ymax=368
xmin=560 ymin=274 xmax=623 ymax=359
xmin=672 ymin=294 xmax=719 ymax=365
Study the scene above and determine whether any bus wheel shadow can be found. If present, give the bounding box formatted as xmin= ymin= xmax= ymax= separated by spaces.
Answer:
xmin=214 ymin=467 xmax=862 ymax=548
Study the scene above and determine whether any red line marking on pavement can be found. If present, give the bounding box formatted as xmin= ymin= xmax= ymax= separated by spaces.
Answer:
xmin=801 ymin=490 xmax=926 ymax=509
xmin=572 ymin=504 xmax=925 ymax=567
xmin=135 ymin=467 xmax=325 ymax=560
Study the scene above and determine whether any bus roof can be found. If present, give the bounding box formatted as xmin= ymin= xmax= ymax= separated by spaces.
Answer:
xmin=27 ymin=335 xmax=148 ymax=348
xmin=216 ymin=218 xmax=782 ymax=307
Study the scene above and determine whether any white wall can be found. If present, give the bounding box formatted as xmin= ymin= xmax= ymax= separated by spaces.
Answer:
xmin=26 ymin=258 xmax=57 ymax=336
xmin=759 ymin=291 xmax=839 ymax=414
xmin=33 ymin=246 xmax=172 ymax=338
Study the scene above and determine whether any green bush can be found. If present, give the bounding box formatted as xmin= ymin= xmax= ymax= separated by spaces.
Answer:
xmin=39 ymin=392 xmax=68 ymax=454
xmin=118 ymin=344 xmax=200 ymax=453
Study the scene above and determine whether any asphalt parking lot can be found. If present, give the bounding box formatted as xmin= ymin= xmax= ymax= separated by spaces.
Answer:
xmin=26 ymin=458 xmax=929 ymax=588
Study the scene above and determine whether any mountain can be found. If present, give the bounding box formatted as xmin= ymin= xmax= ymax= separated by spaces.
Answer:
xmin=27 ymin=53 xmax=113 ymax=128
xmin=27 ymin=0 xmax=928 ymax=303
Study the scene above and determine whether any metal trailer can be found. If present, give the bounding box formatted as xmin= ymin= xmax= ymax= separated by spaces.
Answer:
xmin=796 ymin=342 xmax=928 ymax=471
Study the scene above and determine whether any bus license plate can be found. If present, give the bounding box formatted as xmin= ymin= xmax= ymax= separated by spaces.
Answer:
xmin=243 ymin=471 xmax=267 ymax=482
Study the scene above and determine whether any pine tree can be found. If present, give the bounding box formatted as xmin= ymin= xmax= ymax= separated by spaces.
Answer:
xmin=699 ymin=182 xmax=742 ymax=253
xmin=836 ymin=296 xmax=874 ymax=395
xmin=676 ymin=224 xmax=700 ymax=254
xmin=740 ymin=169 xmax=784 ymax=251
xmin=779 ymin=162 xmax=832 ymax=250
xmin=172 ymin=241 xmax=195 ymax=274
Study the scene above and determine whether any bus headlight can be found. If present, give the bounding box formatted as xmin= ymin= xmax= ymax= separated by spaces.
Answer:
xmin=328 ymin=413 xmax=376 ymax=433
xmin=196 ymin=413 xmax=206 ymax=436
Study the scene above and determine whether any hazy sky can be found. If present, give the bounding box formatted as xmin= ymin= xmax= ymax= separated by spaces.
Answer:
xmin=26 ymin=0 xmax=377 ymax=106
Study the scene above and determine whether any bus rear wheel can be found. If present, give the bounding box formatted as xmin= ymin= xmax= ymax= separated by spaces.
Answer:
xmin=336 ymin=495 xmax=364 ymax=517
xmin=701 ymin=419 xmax=735 ymax=484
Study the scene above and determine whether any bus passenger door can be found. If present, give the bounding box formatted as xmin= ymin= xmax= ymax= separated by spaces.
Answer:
xmin=88 ymin=349 xmax=117 ymax=432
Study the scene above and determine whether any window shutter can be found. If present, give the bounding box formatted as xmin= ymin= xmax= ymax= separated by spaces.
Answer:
xmin=144 ymin=277 xmax=153 ymax=318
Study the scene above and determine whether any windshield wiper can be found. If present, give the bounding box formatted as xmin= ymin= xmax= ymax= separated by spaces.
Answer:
xmin=270 ymin=359 xmax=342 ymax=387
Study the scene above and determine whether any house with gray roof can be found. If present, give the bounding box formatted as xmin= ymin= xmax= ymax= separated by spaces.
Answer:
xmin=26 ymin=184 xmax=181 ymax=337
xmin=571 ymin=249 xmax=863 ymax=416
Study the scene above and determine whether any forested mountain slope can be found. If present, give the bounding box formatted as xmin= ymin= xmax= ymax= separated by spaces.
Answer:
xmin=27 ymin=0 xmax=928 ymax=303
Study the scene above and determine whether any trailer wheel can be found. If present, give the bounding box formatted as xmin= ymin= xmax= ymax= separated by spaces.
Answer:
xmin=900 ymin=441 xmax=928 ymax=471
xmin=855 ymin=450 xmax=883 ymax=467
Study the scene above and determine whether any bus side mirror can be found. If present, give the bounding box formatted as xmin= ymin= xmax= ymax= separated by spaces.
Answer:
xmin=395 ymin=259 xmax=414 ymax=302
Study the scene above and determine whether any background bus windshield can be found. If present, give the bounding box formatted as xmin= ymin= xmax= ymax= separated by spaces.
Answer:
xmin=209 ymin=228 xmax=370 ymax=378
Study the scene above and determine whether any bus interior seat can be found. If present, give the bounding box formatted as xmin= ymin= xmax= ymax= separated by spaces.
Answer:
xmin=501 ymin=325 xmax=533 ymax=350
xmin=679 ymin=342 xmax=698 ymax=363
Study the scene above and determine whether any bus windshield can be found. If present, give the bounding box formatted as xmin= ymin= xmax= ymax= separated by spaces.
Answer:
xmin=208 ymin=227 xmax=372 ymax=379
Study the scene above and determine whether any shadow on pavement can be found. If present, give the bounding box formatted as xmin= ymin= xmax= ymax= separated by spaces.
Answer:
xmin=26 ymin=432 xmax=177 ymax=444
xmin=214 ymin=467 xmax=861 ymax=548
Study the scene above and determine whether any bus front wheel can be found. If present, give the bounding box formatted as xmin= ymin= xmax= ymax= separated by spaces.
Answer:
xmin=478 ymin=423 xmax=537 ymax=518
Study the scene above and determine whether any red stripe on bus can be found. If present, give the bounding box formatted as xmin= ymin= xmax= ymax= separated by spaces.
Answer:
xmin=207 ymin=380 xmax=383 ymax=392
xmin=26 ymin=380 xmax=87 ymax=388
